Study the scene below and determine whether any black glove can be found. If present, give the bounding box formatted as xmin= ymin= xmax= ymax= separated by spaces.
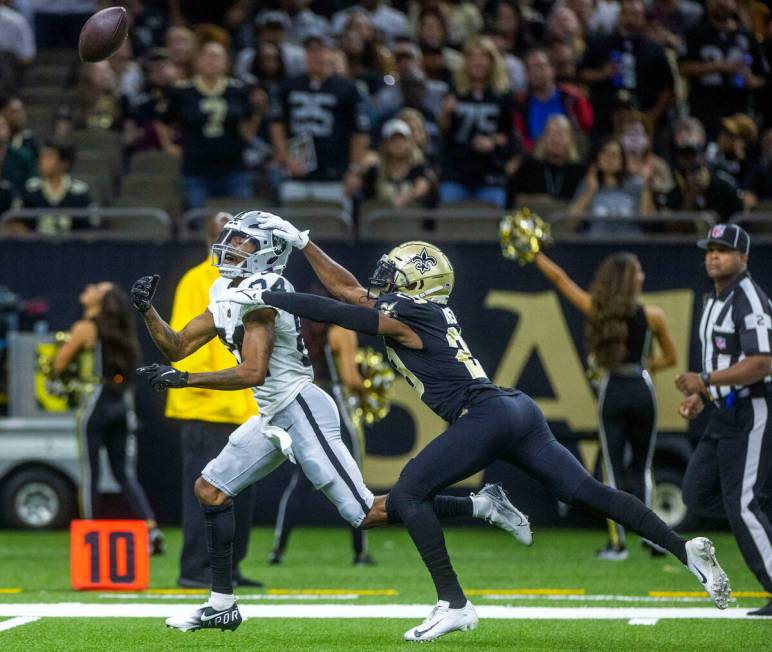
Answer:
xmin=131 ymin=274 xmax=160 ymax=313
xmin=137 ymin=364 xmax=189 ymax=392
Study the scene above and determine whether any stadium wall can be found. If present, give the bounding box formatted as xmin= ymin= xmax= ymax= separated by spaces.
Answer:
xmin=3 ymin=240 xmax=770 ymax=526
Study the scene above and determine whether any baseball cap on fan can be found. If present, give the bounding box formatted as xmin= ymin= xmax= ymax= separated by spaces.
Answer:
xmin=697 ymin=223 xmax=750 ymax=255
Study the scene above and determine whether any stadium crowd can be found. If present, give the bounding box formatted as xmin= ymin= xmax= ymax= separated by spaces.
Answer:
xmin=0 ymin=0 xmax=771 ymax=234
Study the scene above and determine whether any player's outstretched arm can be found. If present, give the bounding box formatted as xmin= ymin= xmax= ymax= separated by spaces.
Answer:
xmin=130 ymin=275 xmax=216 ymax=361
xmin=256 ymin=215 xmax=371 ymax=306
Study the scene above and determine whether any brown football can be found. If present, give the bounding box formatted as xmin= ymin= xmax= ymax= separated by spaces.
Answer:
xmin=78 ymin=7 xmax=129 ymax=63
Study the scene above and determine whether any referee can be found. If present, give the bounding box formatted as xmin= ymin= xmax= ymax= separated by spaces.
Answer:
xmin=676 ymin=223 xmax=772 ymax=617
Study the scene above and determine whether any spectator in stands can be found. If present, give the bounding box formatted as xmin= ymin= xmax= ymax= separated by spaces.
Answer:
xmin=165 ymin=26 xmax=198 ymax=81
xmin=332 ymin=1 xmax=409 ymax=46
xmin=29 ymin=0 xmax=95 ymax=49
xmin=339 ymin=10 xmax=394 ymax=97
xmin=0 ymin=0 xmax=35 ymax=77
xmin=616 ymin=113 xmax=674 ymax=207
xmin=236 ymin=10 xmax=305 ymax=80
xmin=19 ymin=138 xmax=93 ymax=234
xmin=569 ymin=137 xmax=654 ymax=229
xmin=579 ymin=0 xmax=674 ymax=136
xmin=159 ymin=40 xmax=256 ymax=209
xmin=283 ymin=0 xmax=332 ymax=46
xmin=746 ymin=128 xmax=772 ymax=201
xmin=125 ymin=48 xmax=180 ymax=153
xmin=438 ymin=35 xmax=516 ymax=208
xmin=679 ymin=0 xmax=768 ymax=138
xmin=546 ymin=4 xmax=585 ymax=55
xmin=74 ymin=61 xmax=123 ymax=131
xmin=109 ymin=39 xmax=144 ymax=106
xmin=398 ymin=106 xmax=439 ymax=166
xmin=0 ymin=176 xmax=14 ymax=218
xmin=550 ymin=39 xmax=581 ymax=84
xmin=705 ymin=113 xmax=759 ymax=208
xmin=510 ymin=114 xmax=586 ymax=203
xmin=2 ymin=96 xmax=38 ymax=158
xmin=513 ymin=47 xmax=593 ymax=152
xmin=416 ymin=6 xmax=462 ymax=75
xmin=484 ymin=1 xmax=533 ymax=91
xmin=0 ymin=113 xmax=35 ymax=195
xmin=646 ymin=0 xmax=703 ymax=50
xmin=269 ymin=32 xmax=370 ymax=207
xmin=361 ymin=118 xmax=435 ymax=207
xmin=664 ymin=148 xmax=743 ymax=219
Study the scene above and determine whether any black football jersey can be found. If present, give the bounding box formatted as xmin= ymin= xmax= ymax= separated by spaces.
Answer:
xmin=164 ymin=76 xmax=252 ymax=175
xmin=271 ymin=73 xmax=371 ymax=182
xmin=375 ymin=292 xmax=516 ymax=423
xmin=441 ymin=88 xmax=515 ymax=186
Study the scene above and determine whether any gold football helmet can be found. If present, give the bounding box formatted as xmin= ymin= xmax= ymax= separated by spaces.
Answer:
xmin=368 ymin=241 xmax=455 ymax=303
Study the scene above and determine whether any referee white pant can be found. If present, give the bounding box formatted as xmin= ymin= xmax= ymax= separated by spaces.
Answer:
xmin=202 ymin=383 xmax=374 ymax=528
xmin=683 ymin=395 xmax=772 ymax=593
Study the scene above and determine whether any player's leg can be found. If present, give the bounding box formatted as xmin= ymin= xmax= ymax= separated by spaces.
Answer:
xmin=715 ymin=399 xmax=772 ymax=603
xmin=506 ymin=394 xmax=730 ymax=608
xmin=681 ymin=436 xmax=724 ymax=517
xmin=596 ymin=375 xmax=629 ymax=558
xmin=269 ymin=467 xmax=314 ymax=564
xmin=166 ymin=416 xmax=286 ymax=632
xmin=77 ymin=386 xmax=103 ymax=518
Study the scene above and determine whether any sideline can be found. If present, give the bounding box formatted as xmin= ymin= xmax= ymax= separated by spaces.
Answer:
xmin=0 ymin=617 xmax=40 ymax=632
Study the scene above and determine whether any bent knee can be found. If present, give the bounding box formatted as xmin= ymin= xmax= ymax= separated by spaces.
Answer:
xmin=194 ymin=477 xmax=229 ymax=506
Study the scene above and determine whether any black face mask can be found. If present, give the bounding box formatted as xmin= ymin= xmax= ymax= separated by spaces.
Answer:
xmin=367 ymin=256 xmax=409 ymax=300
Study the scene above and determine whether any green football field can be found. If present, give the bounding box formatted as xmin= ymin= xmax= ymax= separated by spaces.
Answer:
xmin=0 ymin=526 xmax=769 ymax=650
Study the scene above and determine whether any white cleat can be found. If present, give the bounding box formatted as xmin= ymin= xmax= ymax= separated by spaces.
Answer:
xmin=404 ymin=600 xmax=478 ymax=642
xmin=165 ymin=602 xmax=244 ymax=632
xmin=472 ymin=483 xmax=533 ymax=545
xmin=685 ymin=537 xmax=731 ymax=609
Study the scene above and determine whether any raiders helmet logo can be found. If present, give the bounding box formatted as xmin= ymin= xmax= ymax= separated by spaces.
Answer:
xmin=411 ymin=247 xmax=438 ymax=275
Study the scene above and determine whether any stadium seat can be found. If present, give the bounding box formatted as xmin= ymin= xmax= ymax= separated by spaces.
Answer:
xmin=34 ymin=48 xmax=78 ymax=67
xmin=25 ymin=106 xmax=54 ymax=134
xmin=20 ymin=87 xmax=76 ymax=108
xmin=71 ymin=130 xmax=123 ymax=179
xmin=128 ymin=150 xmax=180 ymax=176
xmin=75 ymin=172 xmax=112 ymax=206
xmin=115 ymin=173 xmax=182 ymax=221
xmin=24 ymin=66 xmax=69 ymax=88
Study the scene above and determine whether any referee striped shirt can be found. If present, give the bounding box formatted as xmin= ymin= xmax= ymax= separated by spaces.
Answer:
xmin=698 ymin=271 xmax=772 ymax=401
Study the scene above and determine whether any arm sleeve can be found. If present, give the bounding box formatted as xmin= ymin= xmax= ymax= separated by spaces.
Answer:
xmin=262 ymin=291 xmax=380 ymax=335
xmin=735 ymin=289 xmax=772 ymax=355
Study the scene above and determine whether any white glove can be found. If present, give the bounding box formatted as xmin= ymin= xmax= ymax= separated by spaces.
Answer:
xmin=263 ymin=424 xmax=296 ymax=464
xmin=216 ymin=287 xmax=264 ymax=306
xmin=258 ymin=215 xmax=309 ymax=250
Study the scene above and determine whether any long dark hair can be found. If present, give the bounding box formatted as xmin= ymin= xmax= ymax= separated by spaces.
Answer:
xmin=590 ymin=137 xmax=628 ymax=187
xmin=585 ymin=252 xmax=640 ymax=369
xmin=95 ymin=286 xmax=140 ymax=382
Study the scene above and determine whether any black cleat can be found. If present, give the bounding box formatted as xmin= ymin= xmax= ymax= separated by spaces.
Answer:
xmin=234 ymin=573 xmax=264 ymax=587
xmin=149 ymin=527 xmax=165 ymax=556
xmin=748 ymin=600 xmax=772 ymax=616
xmin=165 ymin=603 xmax=244 ymax=632
xmin=267 ymin=549 xmax=283 ymax=565
xmin=353 ymin=552 xmax=376 ymax=566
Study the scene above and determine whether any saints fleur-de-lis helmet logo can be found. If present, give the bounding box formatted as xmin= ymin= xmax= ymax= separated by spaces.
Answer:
xmin=411 ymin=247 xmax=438 ymax=275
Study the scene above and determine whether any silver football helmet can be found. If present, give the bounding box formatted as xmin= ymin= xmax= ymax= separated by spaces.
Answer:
xmin=211 ymin=211 xmax=291 ymax=278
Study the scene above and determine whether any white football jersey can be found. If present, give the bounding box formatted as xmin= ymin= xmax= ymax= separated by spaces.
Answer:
xmin=208 ymin=270 xmax=313 ymax=418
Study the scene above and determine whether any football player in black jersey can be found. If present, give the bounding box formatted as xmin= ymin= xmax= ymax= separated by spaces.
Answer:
xmin=232 ymin=215 xmax=733 ymax=642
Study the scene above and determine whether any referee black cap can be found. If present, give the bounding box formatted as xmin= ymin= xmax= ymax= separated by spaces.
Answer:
xmin=697 ymin=223 xmax=750 ymax=254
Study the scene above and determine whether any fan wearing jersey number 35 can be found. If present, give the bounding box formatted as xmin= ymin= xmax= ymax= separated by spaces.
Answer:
xmin=130 ymin=211 xmax=532 ymax=633
xmin=231 ymin=214 xmax=734 ymax=643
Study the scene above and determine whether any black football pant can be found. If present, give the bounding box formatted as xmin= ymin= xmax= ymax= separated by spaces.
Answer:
xmin=179 ymin=420 xmax=256 ymax=582
xmin=683 ymin=396 xmax=772 ymax=593
xmin=78 ymin=385 xmax=155 ymax=521
xmin=598 ymin=373 xmax=658 ymax=547
xmin=389 ymin=393 xmax=686 ymax=607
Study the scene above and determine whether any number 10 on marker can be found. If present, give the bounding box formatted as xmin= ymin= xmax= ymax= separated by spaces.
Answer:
xmin=70 ymin=520 xmax=149 ymax=590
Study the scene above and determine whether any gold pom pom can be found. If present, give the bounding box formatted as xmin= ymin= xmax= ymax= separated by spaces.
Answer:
xmin=499 ymin=207 xmax=553 ymax=265
xmin=351 ymin=347 xmax=396 ymax=426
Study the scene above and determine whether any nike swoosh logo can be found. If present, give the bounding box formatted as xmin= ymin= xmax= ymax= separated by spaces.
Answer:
xmin=414 ymin=621 xmax=441 ymax=638
xmin=160 ymin=371 xmax=177 ymax=378
xmin=691 ymin=563 xmax=707 ymax=584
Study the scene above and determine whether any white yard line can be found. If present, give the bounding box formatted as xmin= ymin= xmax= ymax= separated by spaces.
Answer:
xmin=0 ymin=617 xmax=40 ymax=632
xmin=98 ymin=593 xmax=360 ymax=601
xmin=0 ymin=604 xmax=757 ymax=620
xmin=479 ymin=593 xmax=715 ymax=604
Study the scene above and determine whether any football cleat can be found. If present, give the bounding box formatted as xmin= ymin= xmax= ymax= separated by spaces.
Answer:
xmin=471 ymin=483 xmax=532 ymax=545
xmin=404 ymin=600 xmax=478 ymax=642
xmin=685 ymin=537 xmax=731 ymax=609
xmin=595 ymin=543 xmax=628 ymax=561
xmin=165 ymin=602 xmax=244 ymax=632
xmin=149 ymin=527 xmax=165 ymax=556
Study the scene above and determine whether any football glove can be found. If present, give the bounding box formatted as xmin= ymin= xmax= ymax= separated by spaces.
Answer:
xmin=137 ymin=363 xmax=189 ymax=392
xmin=257 ymin=215 xmax=309 ymax=250
xmin=131 ymin=274 xmax=160 ymax=313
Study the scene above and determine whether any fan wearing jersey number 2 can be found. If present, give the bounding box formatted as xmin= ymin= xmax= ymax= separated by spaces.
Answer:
xmin=235 ymin=215 xmax=733 ymax=643
xmin=130 ymin=211 xmax=532 ymax=633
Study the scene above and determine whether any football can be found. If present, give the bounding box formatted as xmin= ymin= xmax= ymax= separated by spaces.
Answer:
xmin=78 ymin=7 xmax=129 ymax=63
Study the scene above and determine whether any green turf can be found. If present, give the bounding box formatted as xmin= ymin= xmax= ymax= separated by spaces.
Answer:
xmin=0 ymin=527 xmax=769 ymax=650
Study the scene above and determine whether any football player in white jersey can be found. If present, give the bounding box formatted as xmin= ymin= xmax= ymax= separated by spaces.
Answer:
xmin=130 ymin=211 xmax=532 ymax=633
